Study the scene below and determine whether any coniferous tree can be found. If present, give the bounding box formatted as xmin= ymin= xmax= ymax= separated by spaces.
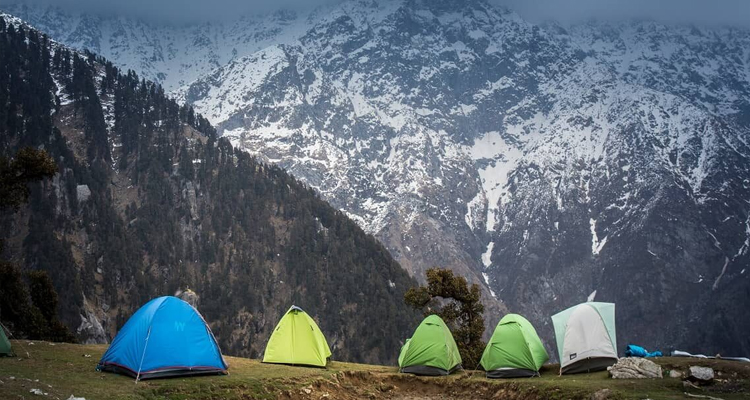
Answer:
xmin=0 ymin=148 xmax=57 ymax=212
xmin=405 ymin=268 xmax=486 ymax=369
xmin=27 ymin=271 xmax=58 ymax=321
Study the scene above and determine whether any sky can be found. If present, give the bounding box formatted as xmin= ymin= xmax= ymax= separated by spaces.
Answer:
xmin=1 ymin=0 xmax=750 ymax=27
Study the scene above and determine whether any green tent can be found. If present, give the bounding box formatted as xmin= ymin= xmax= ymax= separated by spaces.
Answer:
xmin=480 ymin=314 xmax=548 ymax=378
xmin=262 ymin=305 xmax=331 ymax=367
xmin=398 ymin=315 xmax=462 ymax=376
xmin=551 ymin=302 xmax=617 ymax=374
xmin=0 ymin=323 xmax=13 ymax=357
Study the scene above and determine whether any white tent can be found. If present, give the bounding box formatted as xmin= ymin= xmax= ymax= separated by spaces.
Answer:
xmin=551 ymin=302 xmax=617 ymax=374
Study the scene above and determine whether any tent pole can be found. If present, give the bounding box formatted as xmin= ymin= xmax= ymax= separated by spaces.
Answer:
xmin=135 ymin=327 xmax=152 ymax=384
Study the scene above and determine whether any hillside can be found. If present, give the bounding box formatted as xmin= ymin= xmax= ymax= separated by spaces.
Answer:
xmin=3 ymin=0 xmax=750 ymax=356
xmin=1 ymin=340 xmax=749 ymax=399
xmin=0 ymin=15 xmax=419 ymax=364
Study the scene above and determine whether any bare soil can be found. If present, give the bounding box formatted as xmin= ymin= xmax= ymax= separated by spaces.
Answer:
xmin=278 ymin=371 xmax=542 ymax=400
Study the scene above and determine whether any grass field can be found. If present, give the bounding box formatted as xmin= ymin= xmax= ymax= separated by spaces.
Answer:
xmin=1 ymin=340 xmax=748 ymax=399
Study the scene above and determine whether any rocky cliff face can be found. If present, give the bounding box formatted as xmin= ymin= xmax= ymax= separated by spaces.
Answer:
xmin=4 ymin=0 xmax=750 ymax=356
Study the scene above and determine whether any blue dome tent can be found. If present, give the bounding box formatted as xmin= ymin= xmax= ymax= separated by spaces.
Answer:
xmin=97 ymin=296 xmax=228 ymax=380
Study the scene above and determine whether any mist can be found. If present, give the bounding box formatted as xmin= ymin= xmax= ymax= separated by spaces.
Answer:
xmin=495 ymin=0 xmax=750 ymax=28
xmin=1 ymin=0 xmax=749 ymax=27
xmin=0 ymin=0 xmax=341 ymax=24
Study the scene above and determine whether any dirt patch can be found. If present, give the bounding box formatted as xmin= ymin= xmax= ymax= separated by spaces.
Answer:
xmin=276 ymin=371 xmax=542 ymax=400
xmin=656 ymin=357 xmax=750 ymax=395
xmin=656 ymin=357 xmax=750 ymax=380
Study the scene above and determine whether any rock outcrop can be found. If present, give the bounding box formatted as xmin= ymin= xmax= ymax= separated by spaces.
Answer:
xmin=609 ymin=358 xmax=663 ymax=379
xmin=688 ymin=366 xmax=715 ymax=383
xmin=176 ymin=289 xmax=200 ymax=308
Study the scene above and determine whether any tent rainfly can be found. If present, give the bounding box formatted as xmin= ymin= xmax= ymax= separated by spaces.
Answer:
xmin=398 ymin=315 xmax=462 ymax=376
xmin=480 ymin=314 xmax=549 ymax=378
xmin=263 ymin=305 xmax=332 ymax=367
xmin=551 ymin=302 xmax=617 ymax=374
xmin=0 ymin=322 xmax=13 ymax=357
xmin=97 ymin=296 xmax=228 ymax=380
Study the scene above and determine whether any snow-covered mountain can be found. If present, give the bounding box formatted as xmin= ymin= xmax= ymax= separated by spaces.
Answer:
xmin=0 ymin=2 xmax=321 ymax=90
xmin=5 ymin=0 xmax=749 ymax=355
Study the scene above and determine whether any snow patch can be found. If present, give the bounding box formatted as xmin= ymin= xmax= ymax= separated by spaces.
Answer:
xmin=712 ymin=257 xmax=730 ymax=291
xmin=482 ymin=272 xmax=497 ymax=298
xmin=590 ymin=218 xmax=607 ymax=255
xmin=481 ymin=242 xmax=494 ymax=268
xmin=466 ymin=131 xmax=523 ymax=232
xmin=468 ymin=29 xmax=486 ymax=40
xmin=706 ymin=230 xmax=722 ymax=250
xmin=464 ymin=191 xmax=485 ymax=231
xmin=734 ymin=214 xmax=750 ymax=258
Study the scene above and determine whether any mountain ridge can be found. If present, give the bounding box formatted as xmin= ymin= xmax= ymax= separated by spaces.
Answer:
xmin=2 ymin=0 xmax=750 ymax=356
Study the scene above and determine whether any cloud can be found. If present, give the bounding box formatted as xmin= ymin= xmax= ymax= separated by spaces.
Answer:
xmin=2 ymin=0 xmax=750 ymax=27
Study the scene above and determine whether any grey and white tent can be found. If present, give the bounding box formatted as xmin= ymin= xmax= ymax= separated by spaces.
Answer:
xmin=551 ymin=302 xmax=617 ymax=374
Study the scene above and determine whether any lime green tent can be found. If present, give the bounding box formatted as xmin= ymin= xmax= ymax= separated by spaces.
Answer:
xmin=398 ymin=315 xmax=462 ymax=376
xmin=0 ymin=323 xmax=13 ymax=357
xmin=552 ymin=302 xmax=617 ymax=374
xmin=262 ymin=306 xmax=331 ymax=367
xmin=480 ymin=314 xmax=548 ymax=378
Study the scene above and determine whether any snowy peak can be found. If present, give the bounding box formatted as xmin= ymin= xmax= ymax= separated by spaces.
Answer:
xmin=180 ymin=45 xmax=292 ymax=123
xmin=7 ymin=0 xmax=750 ymax=355
xmin=0 ymin=3 xmax=316 ymax=90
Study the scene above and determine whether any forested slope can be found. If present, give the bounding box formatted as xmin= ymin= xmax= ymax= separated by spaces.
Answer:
xmin=0 ymin=15 xmax=419 ymax=364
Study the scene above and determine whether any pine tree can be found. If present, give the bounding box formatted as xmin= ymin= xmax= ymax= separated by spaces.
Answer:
xmin=27 ymin=271 xmax=59 ymax=321
xmin=0 ymin=147 xmax=57 ymax=251
xmin=404 ymin=268 xmax=486 ymax=369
